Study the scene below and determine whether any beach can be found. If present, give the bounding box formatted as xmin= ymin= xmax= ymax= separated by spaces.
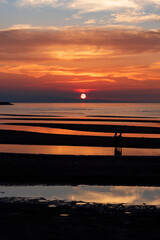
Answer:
xmin=0 ymin=103 xmax=160 ymax=239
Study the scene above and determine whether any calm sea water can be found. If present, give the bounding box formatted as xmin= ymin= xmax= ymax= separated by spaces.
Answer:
xmin=0 ymin=103 xmax=160 ymax=117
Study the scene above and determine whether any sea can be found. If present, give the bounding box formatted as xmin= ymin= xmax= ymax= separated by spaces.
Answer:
xmin=0 ymin=102 xmax=160 ymax=205
xmin=0 ymin=102 xmax=160 ymax=117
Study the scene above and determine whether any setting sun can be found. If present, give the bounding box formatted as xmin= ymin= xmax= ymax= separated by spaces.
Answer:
xmin=81 ymin=93 xmax=87 ymax=99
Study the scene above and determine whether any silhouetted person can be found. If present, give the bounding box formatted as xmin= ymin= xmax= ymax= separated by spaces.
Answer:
xmin=114 ymin=133 xmax=123 ymax=156
xmin=114 ymin=147 xmax=118 ymax=156
xmin=114 ymin=147 xmax=122 ymax=156
xmin=114 ymin=132 xmax=118 ymax=147
xmin=118 ymin=133 xmax=122 ymax=148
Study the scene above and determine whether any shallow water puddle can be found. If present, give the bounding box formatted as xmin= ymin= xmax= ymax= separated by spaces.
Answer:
xmin=1 ymin=185 xmax=160 ymax=206
xmin=0 ymin=144 xmax=159 ymax=156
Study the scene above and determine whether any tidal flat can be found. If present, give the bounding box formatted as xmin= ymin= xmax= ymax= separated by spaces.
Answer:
xmin=0 ymin=103 xmax=160 ymax=240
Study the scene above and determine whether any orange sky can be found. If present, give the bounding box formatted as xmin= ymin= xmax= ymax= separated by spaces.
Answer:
xmin=0 ymin=27 xmax=160 ymax=102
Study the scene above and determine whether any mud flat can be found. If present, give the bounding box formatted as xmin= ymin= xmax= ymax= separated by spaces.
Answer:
xmin=0 ymin=153 xmax=160 ymax=186
xmin=0 ymin=197 xmax=160 ymax=240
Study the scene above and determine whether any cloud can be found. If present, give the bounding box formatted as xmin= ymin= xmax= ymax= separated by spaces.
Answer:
xmin=0 ymin=26 xmax=160 ymax=80
xmin=9 ymin=24 xmax=34 ymax=30
xmin=1 ymin=27 xmax=160 ymax=56
xmin=10 ymin=0 xmax=160 ymax=27
xmin=15 ymin=0 xmax=160 ymax=11
xmin=16 ymin=0 xmax=58 ymax=7
xmin=67 ymin=0 xmax=139 ymax=13
xmin=0 ymin=26 xmax=160 ymax=102
xmin=16 ymin=0 xmax=139 ymax=11
xmin=145 ymin=0 xmax=160 ymax=5
xmin=0 ymin=71 xmax=159 ymax=102
xmin=84 ymin=19 xmax=97 ymax=25
xmin=112 ymin=11 xmax=160 ymax=23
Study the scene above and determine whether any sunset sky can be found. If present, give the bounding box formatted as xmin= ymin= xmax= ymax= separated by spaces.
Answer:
xmin=0 ymin=0 xmax=160 ymax=102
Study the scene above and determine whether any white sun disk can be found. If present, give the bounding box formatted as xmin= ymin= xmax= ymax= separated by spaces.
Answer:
xmin=81 ymin=93 xmax=86 ymax=99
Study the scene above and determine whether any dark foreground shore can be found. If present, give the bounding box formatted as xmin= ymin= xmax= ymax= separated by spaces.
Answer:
xmin=0 ymin=197 xmax=160 ymax=240
xmin=0 ymin=153 xmax=160 ymax=186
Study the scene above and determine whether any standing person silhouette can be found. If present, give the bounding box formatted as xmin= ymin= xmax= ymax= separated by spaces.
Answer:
xmin=118 ymin=133 xmax=123 ymax=156
xmin=118 ymin=133 xmax=122 ymax=148
xmin=114 ymin=132 xmax=118 ymax=147
xmin=114 ymin=132 xmax=123 ymax=156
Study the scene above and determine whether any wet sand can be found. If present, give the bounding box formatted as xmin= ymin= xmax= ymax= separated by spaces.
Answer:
xmin=0 ymin=129 xmax=160 ymax=148
xmin=0 ymin=197 xmax=160 ymax=240
xmin=4 ymin=122 xmax=160 ymax=133
xmin=1 ymin=117 xmax=160 ymax=123
xmin=0 ymin=153 xmax=160 ymax=186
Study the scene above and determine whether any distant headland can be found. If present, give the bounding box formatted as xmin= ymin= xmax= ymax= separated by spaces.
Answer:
xmin=0 ymin=102 xmax=13 ymax=105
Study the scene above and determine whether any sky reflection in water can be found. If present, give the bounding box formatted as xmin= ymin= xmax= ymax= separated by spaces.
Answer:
xmin=1 ymin=185 xmax=160 ymax=206
xmin=0 ymin=144 xmax=159 ymax=156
